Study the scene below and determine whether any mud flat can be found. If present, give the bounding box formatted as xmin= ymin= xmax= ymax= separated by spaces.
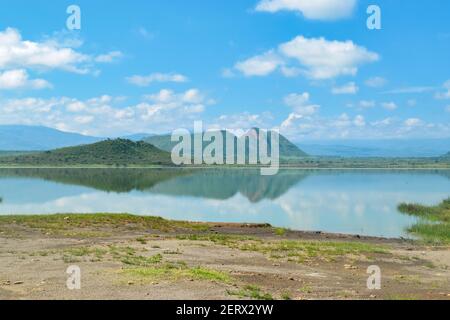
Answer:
xmin=0 ymin=214 xmax=449 ymax=300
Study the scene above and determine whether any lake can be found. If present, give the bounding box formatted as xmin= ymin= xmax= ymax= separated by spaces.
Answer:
xmin=0 ymin=168 xmax=449 ymax=238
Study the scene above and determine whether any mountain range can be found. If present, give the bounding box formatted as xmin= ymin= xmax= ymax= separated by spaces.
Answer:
xmin=0 ymin=125 xmax=101 ymax=151
xmin=0 ymin=125 xmax=449 ymax=158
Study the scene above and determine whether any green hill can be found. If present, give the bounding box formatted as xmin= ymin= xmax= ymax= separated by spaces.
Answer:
xmin=144 ymin=129 xmax=308 ymax=159
xmin=0 ymin=139 xmax=171 ymax=166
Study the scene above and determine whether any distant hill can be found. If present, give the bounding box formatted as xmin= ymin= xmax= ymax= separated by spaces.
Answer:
xmin=443 ymin=152 xmax=450 ymax=158
xmin=0 ymin=139 xmax=171 ymax=166
xmin=119 ymin=133 xmax=154 ymax=142
xmin=145 ymin=129 xmax=308 ymax=159
xmin=300 ymin=138 xmax=450 ymax=158
xmin=0 ymin=125 xmax=101 ymax=151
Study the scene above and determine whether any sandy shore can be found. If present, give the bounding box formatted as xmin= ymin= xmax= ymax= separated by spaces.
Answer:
xmin=0 ymin=214 xmax=449 ymax=300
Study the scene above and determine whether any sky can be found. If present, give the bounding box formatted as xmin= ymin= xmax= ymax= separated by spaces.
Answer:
xmin=0 ymin=0 xmax=449 ymax=142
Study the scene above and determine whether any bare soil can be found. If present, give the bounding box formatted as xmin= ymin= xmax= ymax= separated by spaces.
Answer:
xmin=0 ymin=218 xmax=449 ymax=300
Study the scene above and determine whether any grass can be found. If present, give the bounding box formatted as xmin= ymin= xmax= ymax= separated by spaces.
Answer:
xmin=398 ymin=198 xmax=450 ymax=244
xmin=177 ymin=233 xmax=387 ymax=263
xmin=274 ymin=228 xmax=287 ymax=236
xmin=124 ymin=263 xmax=231 ymax=284
xmin=176 ymin=234 xmax=259 ymax=246
xmin=0 ymin=213 xmax=210 ymax=238
xmin=227 ymin=285 xmax=273 ymax=300
xmin=238 ymin=240 xmax=387 ymax=263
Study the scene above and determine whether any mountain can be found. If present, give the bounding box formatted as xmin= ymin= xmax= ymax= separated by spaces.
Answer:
xmin=144 ymin=129 xmax=308 ymax=159
xmin=0 ymin=125 xmax=101 ymax=151
xmin=443 ymin=152 xmax=450 ymax=158
xmin=300 ymin=138 xmax=450 ymax=158
xmin=119 ymin=133 xmax=154 ymax=142
xmin=0 ymin=139 xmax=171 ymax=166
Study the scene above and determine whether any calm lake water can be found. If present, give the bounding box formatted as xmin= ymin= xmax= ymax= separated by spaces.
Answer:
xmin=0 ymin=168 xmax=449 ymax=238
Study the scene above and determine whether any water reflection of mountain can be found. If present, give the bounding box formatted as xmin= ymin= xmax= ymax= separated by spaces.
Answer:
xmin=0 ymin=168 xmax=308 ymax=203
xmin=1 ymin=168 xmax=448 ymax=204
xmin=0 ymin=168 xmax=186 ymax=193
xmin=148 ymin=170 xmax=309 ymax=203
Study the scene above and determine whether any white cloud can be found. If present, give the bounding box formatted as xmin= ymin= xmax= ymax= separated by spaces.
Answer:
xmin=0 ymin=28 xmax=90 ymax=73
xmin=384 ymin=86 xmax=435 ymax=94
xmin=279 ymin=112 xmax=448 ymax=141
xmin=404 ymin=118 xmax=422 ymax=127
xmin=210 ymin=112 xmax=273 ymax=131
xmin=0 ymin=27 xmax=122 ymax=75
xmin=279 ymin=36 xmax=379 ymax=79
xmin=365 ymin=76 xmax=386 ymax=88
xmin=332 ymin=82 xmax=358 ymax=94
xmin=359 ymin=100 xmax=376 ymax=109
xmin=0 ymin=69 xmax=52 ymax=90
xmin=381 ymin=102 xmax=398 ymax=111
xmin=435 ymin=80 xmax=450 ymax=99
xmin=235 ymin=51 xmax=283 ymax=77
xmin=233 ymin=36 xmax=378 ymax=80
xmin=221 ymin=68 xmax=235 ymax=78
xmin=0 ymin=89 xmax=211 ymax=136
xmin=255 ymin=0 xmax=357 ymax=20
xmin=126 ymin=73 xmax=188 ymax=86
xmin=353 ymin=115 xmax=365 ymax=127
xmin=371 ymin=117 xmax=393 ymax=127
xmin=136 ymin=27 xmax=155 ymax=40
xmin=95 ymin=51 xmax=123 ymax=63
xmin=284 ymin=92 xmax=320 ymax=116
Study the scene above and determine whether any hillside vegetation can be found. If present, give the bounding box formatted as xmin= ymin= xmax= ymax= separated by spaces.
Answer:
xmin=145 ymin=129 xmax=308 ymax=159
xmin=0 ymin=139 xmax=171 ymax=166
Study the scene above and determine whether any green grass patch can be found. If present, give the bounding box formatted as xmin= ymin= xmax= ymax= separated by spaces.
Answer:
xmin=227 ymin=285 xmax=273 ymax=300
xmin=124 ymin=263 xmax=231 ymax=283
xmin=176 ymin=234 xmax=259 ymax=246
xmin=238 ymin=240 xmax=387 ymax=263
xmin=0 ymin=213 xmax=210 ymax=238
xmin=398 ymin=198 xmax=450 ymax=244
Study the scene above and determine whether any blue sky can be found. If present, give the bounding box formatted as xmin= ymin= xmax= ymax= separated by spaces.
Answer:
xmin=0 ymin=0 xmax=449 ymax=141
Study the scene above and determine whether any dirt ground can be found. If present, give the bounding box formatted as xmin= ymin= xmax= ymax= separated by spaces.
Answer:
xmin=0 ymin=216 xmax=449 ymax=300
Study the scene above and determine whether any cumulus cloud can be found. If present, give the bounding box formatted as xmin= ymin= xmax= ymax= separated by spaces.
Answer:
xmin=234 ymin=51 xmax=283 ymax=77
xmin=233 ymin=36 xmax=378 ymax=80
xmin=0 ymin=27 xmax=123 ymax=77
xmin=0 ymin=28 xmax=90 ymax=73
xmin=126 ymin=73 xmax=188 ymax=86
xmin=255 ymin=0 xmax=357 ymax=20
xmin=279 ymin=111 xmax=448 ymax=141
xmin=0 ymin=89 xmax=211 ymax=136
xmin=332 ymin=82 xmax=358 ymax=94
xmin=209 ymin=112 xmax=273 ymax=131
xmin=0 ymin=69 xmax=52 ymax=90
xmin=283 ymin=92 xmax=320 ymax=116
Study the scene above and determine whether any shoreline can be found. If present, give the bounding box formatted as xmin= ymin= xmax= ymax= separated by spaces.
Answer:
xmin=0 ymin=165 xmax=449 ymax=170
